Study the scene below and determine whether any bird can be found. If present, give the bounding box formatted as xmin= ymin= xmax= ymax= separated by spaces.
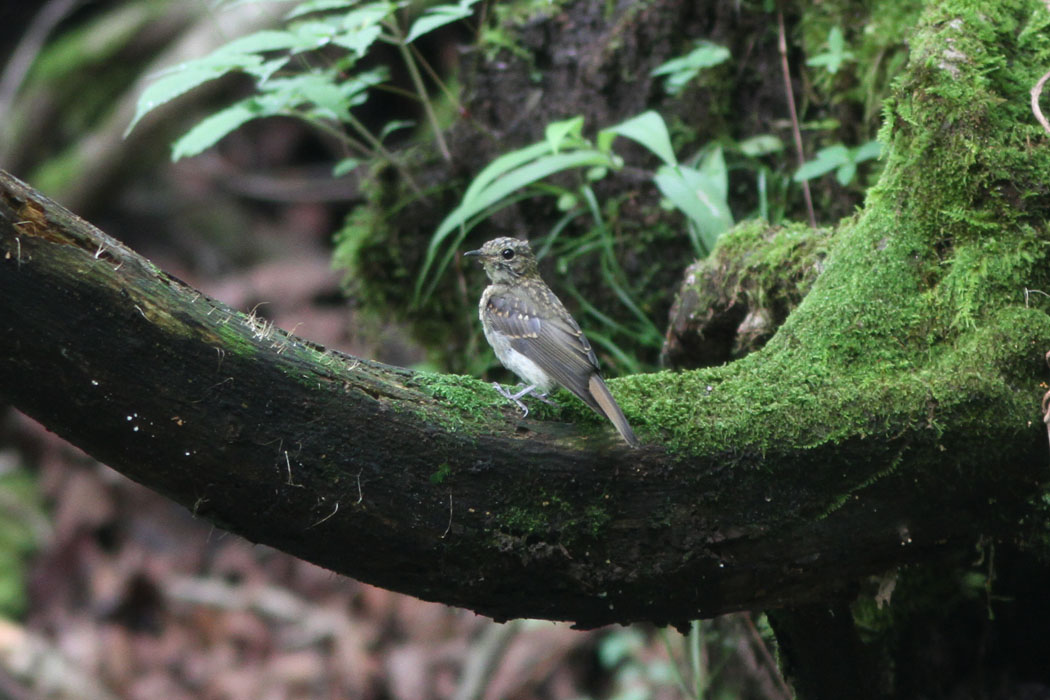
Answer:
xmin=464 ymin=237 xmax=638 ymax=447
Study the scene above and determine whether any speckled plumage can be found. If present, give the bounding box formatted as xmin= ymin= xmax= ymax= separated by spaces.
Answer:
xmin=465 ymin=237 xmax=638 ymax=447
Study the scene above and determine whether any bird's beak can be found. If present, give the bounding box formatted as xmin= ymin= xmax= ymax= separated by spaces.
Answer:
xmin=463 ymin=249 xmax=482 ymax=258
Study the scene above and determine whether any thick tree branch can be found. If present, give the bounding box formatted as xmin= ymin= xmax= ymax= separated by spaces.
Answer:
xmin=2 ymin=0 xmax=1049 ymax=629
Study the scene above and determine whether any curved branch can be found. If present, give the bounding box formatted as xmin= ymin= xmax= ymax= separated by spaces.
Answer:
xmin=1 ymin=0 xmax=1049 ymax=629
xmin=0 ymin=164 xmax=1044 ymax=628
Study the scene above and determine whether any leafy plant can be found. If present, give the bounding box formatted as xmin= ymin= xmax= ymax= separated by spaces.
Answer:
xmin=415 ymin=115 xmax=620 ymax=304
xmin=650 ymin=40 xmax=730 ymax=95
xmin=794 ymin=140 xmax=882 ymax=186
xmin=127 ymin=0 xmax=480 ymax=173
xmin=417 ymin=110 xmax=736 ymax=306
xmin=732 ymin=134 xmax=789 ymax=224
xmin=806 ymin=26 xmax=855 ymax=75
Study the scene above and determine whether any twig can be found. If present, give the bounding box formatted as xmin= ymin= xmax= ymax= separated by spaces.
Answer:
xmin=442 ymin=492 xmax=453 ymax=538
xmin=777 ymin=5 xmax=817 ymax=229
xmin=659 ymin=627 xmax=695 ymax=700
xmin=1031 ymin=69 xmax=1050 ymax=136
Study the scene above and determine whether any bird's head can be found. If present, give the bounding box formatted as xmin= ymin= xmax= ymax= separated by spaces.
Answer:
xmin=464 ymin=237 xmax=540 ymax=284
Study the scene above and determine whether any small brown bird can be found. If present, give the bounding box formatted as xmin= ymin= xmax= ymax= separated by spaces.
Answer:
xmin=464 ymin=237 xmax=638 ymax=447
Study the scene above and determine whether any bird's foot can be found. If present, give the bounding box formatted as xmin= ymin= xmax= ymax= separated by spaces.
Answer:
xmin=492 ymin=382 xmax=544 ymax=418
xmin=531 ymin=391 xmax=560 ymax=407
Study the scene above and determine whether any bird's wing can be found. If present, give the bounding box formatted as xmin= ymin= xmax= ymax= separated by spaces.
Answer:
xmin=482 ymin=287 xmax=601 ymax=410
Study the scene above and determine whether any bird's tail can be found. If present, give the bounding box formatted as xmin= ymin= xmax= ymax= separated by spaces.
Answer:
xmin=588 ymin=374 xmax=639 ymax=447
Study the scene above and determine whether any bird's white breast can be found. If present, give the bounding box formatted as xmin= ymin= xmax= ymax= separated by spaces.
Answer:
xmin=479 ymin=296 xmax=555 ymax=391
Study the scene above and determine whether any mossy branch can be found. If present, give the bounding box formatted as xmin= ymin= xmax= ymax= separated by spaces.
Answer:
xmin=1 ymin=0 xmax=1049 ymax=629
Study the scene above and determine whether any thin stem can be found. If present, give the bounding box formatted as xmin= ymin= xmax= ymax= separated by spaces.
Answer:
xmin=690 ymin=619 xmax=705 ymax=698
xmin=410 ymin=42 xmax=465 ymax=116
xmin=452 ymin=620 xmax=522 ymax=700
xmin=0 ymin=0 xmax=82 ymax=156
xmin=299 ymin=114 xmax=373 ymax=158
xmin=777 ymin=5 xmax=817 ymax=229
xmin=342 ymin=110 xmax=426 ymax=198
xmin=659 ymin=628 xmax=695 ymax=700
xmin=386 ymin=24 xmax=452 ymax=162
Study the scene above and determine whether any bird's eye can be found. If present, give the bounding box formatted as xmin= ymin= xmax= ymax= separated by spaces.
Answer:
xmin=501 ymin=248 xmax=515 ymax=260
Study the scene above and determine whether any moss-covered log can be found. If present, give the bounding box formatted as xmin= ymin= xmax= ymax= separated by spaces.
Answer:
xmin=1 ymin=0 xmax=1049 ymax=652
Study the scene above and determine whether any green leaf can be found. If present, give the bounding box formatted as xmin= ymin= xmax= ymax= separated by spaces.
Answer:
xmin=805 ymin=26 xmax=854 ymax=75
xmin=545 ymin=115 xmax=585 ymax=153
xmin=332 ymin=157 xmax=360 ymax=176
xmin=654 ymin=163 xmax=733 ymax=253
xmin=737 ymin=134 xmax=784 ymax=157
xmin=794 ymin=144 xmax=850 ymax=181
xmin=341 ymin=2 xmax=394 ymax=30
xmin=419 ymin=149 xmax=615 ymax=302
xmin=245 ymin=56 xmax=292 ymax=82
xmin=586 ymin=165 xmax=608 ymax=181
xmin=835 ymin=161 xmax=857 ymax=186
xmin=379 ymin=119 xmax=416 ymax=141
xmin=455 ymin=151 xmax=613 ymax=232
xmin=286 ymin=0 xmax=362 ymax=20
xmin=697 ymin=146 xmax=728 ymax=200
xmin=650 ymin=40 xmax=729 ymax=95
xmin=127 ymin=28 xmax=306 ymax=136
xmin=171 ymin=100 xmax=262 ymax=161
xmin=214 ymin=29 xmax=304 ymax=55
xmin=298 ymin=75 xmax=354 ymax=120
xmin=332 ymin=24 xmax=383 ymax=57
xmin=289 ymin=19 xmax=345 ymax=50
xmin=339 ymin=66 xmax=388 ymax=100
xmin=128 ymin=64 xmax=239 ymax=135
xmin=461 ymin=141 xmax=553 ymax=203
xmin=556 ymin=192 xmax=578 ymax=211
xmin=853 ymin=139 xmax=883 ymax=162
xmin=602 ymin=110 xmax=677 ymax=167
xmin=405 ymin=0 xmax=481 ymax=44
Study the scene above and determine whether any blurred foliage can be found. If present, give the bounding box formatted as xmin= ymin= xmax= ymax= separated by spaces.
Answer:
xmin=127 ymin=0 xmax=484 ymax=178
xmin=0 ymin=455 xmax=47 ymax=619
xmin=590 ymin=616 xmax=787 ymax=700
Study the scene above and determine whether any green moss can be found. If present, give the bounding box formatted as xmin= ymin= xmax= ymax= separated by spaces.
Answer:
xmin=410 ymin=371 xmax=509 ymax=435
xmin=707 ymin=219 xmax=832 ymax=310
xmin=801 ymin=0 xmax=923 ymax=125
xmin=583 ymin=503 xmax=612 ymax=537
xmin=493 ymin=488 xmax=613 ymax=543
xmin=498 ymin=505 xmax=548 ymax=534
xmin=328 ymin=0 xmax=1050 ymax=475
xmin=429 ymin=462 xmax=452 ymax=484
